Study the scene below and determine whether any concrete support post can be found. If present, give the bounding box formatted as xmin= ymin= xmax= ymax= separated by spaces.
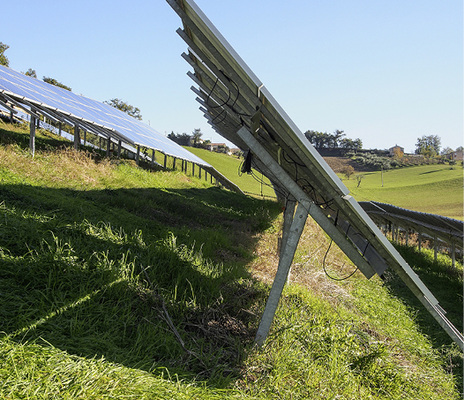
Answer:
xmin=74 ymin=125 xmax=80 ymax=150
xmin=173 ymin=157 xmax=176 ymax=170
xmin=151 ymin=149 xmax=155 ymax=166
xmin=83 ymin=130 xmax=87 ymax=146
xmin=29 ymin=115 xmax=36 ymax=156
xmin=192 ymin=163 xmax=195 ymax=176
xmin=106 ymin=137 xmax=111 ymax=157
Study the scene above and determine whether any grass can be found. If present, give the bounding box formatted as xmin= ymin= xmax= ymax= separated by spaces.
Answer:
xmin=341 ymin=164 xmax=463 ymax=219
xmin=0 ymin=120 xmax=462 ymax=399
xmin=184 ymin=147 xmax=276 ymax=199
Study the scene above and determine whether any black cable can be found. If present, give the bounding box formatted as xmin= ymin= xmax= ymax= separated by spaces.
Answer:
xmin=322 ymin=239 xmax=359 ymax=281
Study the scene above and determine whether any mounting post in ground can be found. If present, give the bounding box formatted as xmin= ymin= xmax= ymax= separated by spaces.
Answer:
xmin=29 ymin=115 xmax=36 ymax=156
xmin=74 ymin=124 xmax=80 ymax=150
xmin=255 ymin=200 xmax=309 ymax=346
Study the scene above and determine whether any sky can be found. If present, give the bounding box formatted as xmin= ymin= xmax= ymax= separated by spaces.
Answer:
xmin=0 ymin=0 xmax=462 ymax=153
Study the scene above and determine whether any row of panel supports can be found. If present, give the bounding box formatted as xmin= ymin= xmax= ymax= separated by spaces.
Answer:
xmin=25 ymin=115 xmax=213 ymax=184
xmin=382 ymin=223 xmax=460 ymax=269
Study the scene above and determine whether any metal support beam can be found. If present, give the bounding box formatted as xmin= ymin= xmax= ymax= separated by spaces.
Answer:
xmin=136 ymin=146 xmax=140 ymax=165
xmin=119 ymin=140 xmax=122 ymax=158
xmin=73 ymin=125 xmax=80 ymax=150
xmin=255 ymin=200 xmax=309 ymax=346
xmin=29 ymin=116 xmax=36 ymax=156
xmin=151 ymin=148 xmax=155 ymax=166
xmin=106 ymin=137 xmax=111 ymax=157
xmin=83 ymin=130 xmax=87 ymax=146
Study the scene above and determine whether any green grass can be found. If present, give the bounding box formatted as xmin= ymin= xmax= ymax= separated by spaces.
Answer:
xmin=341 ymin=164 xmax=463 ymax=219
xmin=0 ymin=121 xmax=462 ymax=399
xmin=184 ymin=147 xmax=276 ymax=199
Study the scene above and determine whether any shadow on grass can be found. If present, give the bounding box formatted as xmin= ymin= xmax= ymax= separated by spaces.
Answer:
xmin=0 ymin=182 xmax=281 ymax=386
xmin=382 ymin=244 xmax=463 ymax=392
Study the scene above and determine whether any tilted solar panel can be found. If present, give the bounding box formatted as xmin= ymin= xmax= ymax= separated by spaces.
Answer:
xmin=0 ymin=64 xmax=209 ymax=166
xmin=167 ymin=0 xmax=463 ymax=348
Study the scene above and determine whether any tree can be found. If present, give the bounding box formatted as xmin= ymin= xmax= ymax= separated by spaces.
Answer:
xmin=24 ymin=68 xmax=37 ymax=78
xmin=415 ymin=135 xmax=441 ymax=157
xmin=0 ymin=42 xmax=9 ymax=66
xmin=440 ymin=147 xmax=453 ymax=156
xmin=341 ymin=165 xmax=355 ymax=180
xmin=192 ymin=128 xmax=203 ymax=147
xmin=43 ymin=76 xmax=72 ymax=91
xmin=104 ymin=98 xmax=142 ymax=120
xmin=331 ymin=129 xmax=345 ymax=148
xmin=167 ymin=131 xmax=191 ymax=146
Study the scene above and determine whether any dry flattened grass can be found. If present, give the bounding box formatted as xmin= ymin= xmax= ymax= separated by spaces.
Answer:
xmin=0 ymin=145 xmax=115 ymax=188
xmin=249 ymin=214 xmax=357 ymax=308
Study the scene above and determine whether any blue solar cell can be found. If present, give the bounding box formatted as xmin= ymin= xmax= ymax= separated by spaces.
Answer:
xmin=0 ymin=64 xmax=209 ymax=167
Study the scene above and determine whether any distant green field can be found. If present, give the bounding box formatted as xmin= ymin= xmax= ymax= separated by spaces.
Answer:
xmin=341 ymin=164 xmax=463 ymax=220
xmin=188 ymin=148 xmax=463 ymax=220
xmin=185 ymin=147 xmax=276 ymax=199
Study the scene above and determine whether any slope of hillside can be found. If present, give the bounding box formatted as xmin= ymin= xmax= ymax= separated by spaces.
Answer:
xmin=185 ymin=147 xmax=276 ymax=199
xmin=341 ymin=165 xmax=463 ymax=220
xmin=0 ymin=121 xmax=462 ymax=399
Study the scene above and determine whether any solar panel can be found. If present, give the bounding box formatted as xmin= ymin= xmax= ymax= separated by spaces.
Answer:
xmin=0 ymin=64 xmax=209 ymax=167
xmin=168 ymin=0 xmax=464 ymax=348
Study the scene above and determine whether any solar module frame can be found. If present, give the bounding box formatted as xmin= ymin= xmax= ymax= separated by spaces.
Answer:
xmin=168 ymin=0 xmax=464 ymax=348
xmin=0 ymin=64 xmax=210 ymax=167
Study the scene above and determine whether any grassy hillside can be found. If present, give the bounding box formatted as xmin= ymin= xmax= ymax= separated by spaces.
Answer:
xmin=0 ymin=121 xmax=462 ymax=399
xmin=185 ymin=147 xmax=276 ymax=199
xmin=341 ymin=165 xmax=463 ymax=220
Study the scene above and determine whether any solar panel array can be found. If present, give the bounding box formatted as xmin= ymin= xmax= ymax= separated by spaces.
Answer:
xmin=0 ymin=64 xmax=209 ymax=167
xmin=168 ymin=0 xmax=463 ymax=348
